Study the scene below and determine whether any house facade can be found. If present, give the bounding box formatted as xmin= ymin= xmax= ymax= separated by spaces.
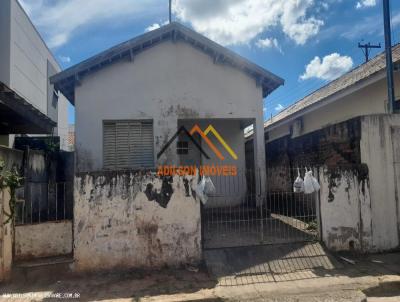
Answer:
xmin=51 ymin=23 xmax=283 ymax=271
xmin=257 ymin=45 xmax=400 ymax=253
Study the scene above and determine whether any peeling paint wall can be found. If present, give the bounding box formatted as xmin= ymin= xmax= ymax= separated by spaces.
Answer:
xmin=319 ymin=167 xmax=372 ymax=252
xmin=0 ymin=146 xmax=22 ymax=281
xmin=0 ymin=189 xmax=13 ymax=281
xmin=74 ymin=171 xmax=201 ymax=272
xmin=14 ymin=221 xmax=72 ymax=260
xmin=360 ymin=114 xmax=400 ymax=251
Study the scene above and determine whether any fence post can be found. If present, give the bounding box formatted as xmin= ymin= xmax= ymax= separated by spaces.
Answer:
xmin=315 ymin=166 xmax=322 ymax=242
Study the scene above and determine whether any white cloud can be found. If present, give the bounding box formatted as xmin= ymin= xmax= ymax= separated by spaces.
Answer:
xmin=59 ymin=55 xmax=71 ymax=63
xmin=18 ymin=0 xmax=162 ymax=48
xmin=145 ymin=23 xmax=161 ymax=32
xmin=256 ymin=37 xmax=283 ymax=53
xmin=275 ymin=104 xmax=285 ymax=111
xmin=392 ymin=12 xmax=400 ymax=28
xmin=356 ymin=0 xmax=376 ymax=9
xmin=145 ymin=21 xmax=169 ymax=32
xmin=173 ymin=0 xmax=324 ymax=46
xmin=300 ymin=53 xmax=353 ymax=81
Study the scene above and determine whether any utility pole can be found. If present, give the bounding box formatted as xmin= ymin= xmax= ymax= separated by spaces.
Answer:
xmin=358 ymin=42 xmax=381 ymax=62
xmin=169 ymin=0 xmax=172 ymax=24
xmin=383 ymin=0 xmax=395 ymax=113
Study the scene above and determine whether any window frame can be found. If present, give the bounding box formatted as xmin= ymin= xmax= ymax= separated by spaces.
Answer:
xmin=177 ymin=141 xmax=189 ymax=155
xmin=102 ymin=119 xmax=154 ymax=170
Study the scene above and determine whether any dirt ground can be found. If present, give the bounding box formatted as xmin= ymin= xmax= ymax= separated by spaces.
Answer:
xmin=1 ymin=245 xmax=400 ymax=301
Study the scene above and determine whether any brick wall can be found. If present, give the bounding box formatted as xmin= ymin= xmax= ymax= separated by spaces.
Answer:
xmin=266 ymin=117 xmax=362 ymax=170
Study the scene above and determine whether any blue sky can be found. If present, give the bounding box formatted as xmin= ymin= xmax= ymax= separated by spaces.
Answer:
xmin=19 ymin=0 xmax=400 ymax=124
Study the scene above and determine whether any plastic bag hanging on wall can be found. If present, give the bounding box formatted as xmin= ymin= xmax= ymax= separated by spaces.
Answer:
xmin=293 ymin=168 xmax=304 ymax=193
xmin=311 ymin=170 xmax=320 ymax=192
xmin=303 ymin=169 xmax=315 ymax=194
xmin=203 ymin=176 xmax=216 ymax=195
xmin=195 ymin=177 xmax=208 ymax=204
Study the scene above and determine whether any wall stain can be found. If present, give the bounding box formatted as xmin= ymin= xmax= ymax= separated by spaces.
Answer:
xmin=144 ymin=176 xmax=174 ymax=208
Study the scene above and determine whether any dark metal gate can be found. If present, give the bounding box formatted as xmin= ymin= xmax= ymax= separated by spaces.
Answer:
xmin=202 ymin=168 xmax=320 ymax=249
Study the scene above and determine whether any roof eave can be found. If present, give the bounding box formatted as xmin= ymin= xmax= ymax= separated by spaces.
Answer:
xmin=264 ymin=69 xmax=387 ymax=133
xmin=50 ymin=22 xmax=284 ymax=104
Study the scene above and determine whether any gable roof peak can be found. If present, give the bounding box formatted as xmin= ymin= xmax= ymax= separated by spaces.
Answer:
xmin=51 ymin=21 xmax=284 ymax=104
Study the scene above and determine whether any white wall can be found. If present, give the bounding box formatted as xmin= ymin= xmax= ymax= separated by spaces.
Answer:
xmin=319 ymin=168 xmax=372 ymax=252
xmin=15 ymin=221 xmax=73 ymax=260
xmin=75 ymin=40 xmax=264 ymax=172
xmin=74 ymin=173 xmax=201 ymax=272
xmin=0 ymin=189 xmax=13 ymax=281
xmin=360 ymin=114 xmax=400 ymax=251
xmin=0 ymin=0 xmax=11 ymax=86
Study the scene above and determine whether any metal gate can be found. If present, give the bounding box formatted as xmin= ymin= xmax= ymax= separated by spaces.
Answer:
xmin=202 ymin=167 xmax=320 ymax=249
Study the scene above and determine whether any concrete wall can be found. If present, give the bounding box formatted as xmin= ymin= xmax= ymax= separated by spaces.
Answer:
xmin=0 ymin=146 xmax=22 ymax=281
xmin=319 ymin=167 xmax=372 ymax=252
xmin=0 ymin=146 xmax=23 ymax=171
xmin=0 ymin=0 xmax=11 ymax=86
xmin=75 ymin=40 xmax=264 ymax=172
xmin=74 ymin=172 xmax=201 ymax=272
xmin=360 ymin=114 xmax=400 ymax=251
xmin=320 ymin=114 xmax=400 ymax=252
xmin=262 ymin=114 xmax=400 ymax=252
xmin=14 ymin=221 xmax=72 ymax=260
xmin=0 ymin=190 xmax=13 ymax=282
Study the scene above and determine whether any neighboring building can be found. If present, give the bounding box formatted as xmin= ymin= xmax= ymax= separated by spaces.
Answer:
xmin=0 ymin=0 xmax=72 ymax=281
xmin=0 ymin=0 xmax=69 ymax=149
xmin=67 ymin=124 xmax=75 ymax=151
xmin=51 ymin=22 xmax=283 ymax=271
xmin=256 ymin=44 xmax=400 ymax=253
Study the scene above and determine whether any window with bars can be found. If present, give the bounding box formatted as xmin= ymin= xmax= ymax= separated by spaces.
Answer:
xmin=103 ymin=120 xmax=154 ymax=169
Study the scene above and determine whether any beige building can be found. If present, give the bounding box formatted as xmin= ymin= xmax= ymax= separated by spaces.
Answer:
xmin=260 ymin=45 xmax=400 ymax=252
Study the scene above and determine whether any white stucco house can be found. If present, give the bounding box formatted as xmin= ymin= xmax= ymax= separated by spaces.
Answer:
xmin=51 ymin=22 xmax=283 ymax=271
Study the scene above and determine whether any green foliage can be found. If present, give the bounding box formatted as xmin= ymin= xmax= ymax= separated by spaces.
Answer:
xmin=44 ymin=138 xmax=59 ymax=154
xmin=0 ymin=157 xmax=23 ymax=225
xmin=306 ymin=219 xmax=318 ymax=231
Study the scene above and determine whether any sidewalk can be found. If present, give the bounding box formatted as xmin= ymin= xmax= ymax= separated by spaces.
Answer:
xmin=0 ymin=247 xmax=400 ymax=301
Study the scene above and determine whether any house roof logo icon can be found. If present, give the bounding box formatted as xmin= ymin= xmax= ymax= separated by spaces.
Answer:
xmin=157 ymin=124 xmax=238 ymax=160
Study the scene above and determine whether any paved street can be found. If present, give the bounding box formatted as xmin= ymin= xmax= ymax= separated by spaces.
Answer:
xmin=1 ymin=244 xmax=400 ymax=301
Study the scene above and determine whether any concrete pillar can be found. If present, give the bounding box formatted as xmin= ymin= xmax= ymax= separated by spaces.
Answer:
xmin=253 ymin=116 xmax=266 ymax=204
